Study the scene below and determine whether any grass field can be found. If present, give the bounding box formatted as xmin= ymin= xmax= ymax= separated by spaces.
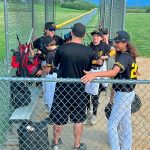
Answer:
xmin=0 ymin=7 xmax=5 ymax=61
xmin=0 ymin=3 xmax=150 ymax=60
xmin=125 ymin=13 xmax=150 ymax=57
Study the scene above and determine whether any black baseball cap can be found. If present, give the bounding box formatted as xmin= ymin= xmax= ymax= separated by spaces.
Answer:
xmin=91 ymin=29 xmax=103 ymax=37
xmin=64 ymin=32 xmax=72 ymax=41
xmin=100 ymin=28 xmax=108 ymax=35
xmin=41 ymin=36 xmax=53 ymax=47
xmin=72 ymin=23 xmax=86 ymax=37
xmin=45 ymin=22 xmax=56 ymax=31
xmin=113 ymin=30 xmax=130 ymax=42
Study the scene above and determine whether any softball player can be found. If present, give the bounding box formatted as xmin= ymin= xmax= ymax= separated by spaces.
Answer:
xmin=32 ymin=36 xmax=58 ymax=113
xmin=84 ymin=29 xmax=111 ymax=125
xmin=82 ymin=30 xmax=138 ymax=150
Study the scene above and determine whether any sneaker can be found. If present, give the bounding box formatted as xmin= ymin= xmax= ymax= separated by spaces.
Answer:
xmin=52 ymin=138 xmax=63 ymax=150
xmin=83 ymin=119 xmax=88 ymax=125
xmin=90 ymin=115 xmax=97 ymax=125
xmin=83 ymin=109 xmax=92 ymax=125
xmin=73 ymin=143 xmax=86 ymax=150
xmin=45 ymin=104 xmax=50 ymax=114
xmin=52 ymin=145 xmax=59 ymax=150
xmin=87 ymin=109 xmax=92 ymax=119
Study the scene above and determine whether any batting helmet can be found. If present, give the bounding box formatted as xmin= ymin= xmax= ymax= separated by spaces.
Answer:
xmin=131 ymin=94 xmax=142 ymax=113
xmin=105 ymin=94 xmax=141 ymax=120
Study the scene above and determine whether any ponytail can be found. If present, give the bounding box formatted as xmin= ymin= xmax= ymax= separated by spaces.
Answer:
xmin=126 ymin=43 xmax=138 ymax=60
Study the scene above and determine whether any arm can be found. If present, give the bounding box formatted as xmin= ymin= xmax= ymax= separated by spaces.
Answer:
xmin=109 ymin=88 xmax=115 ymax=104
xmin=81 ymin=66 xmax=120 ymax=83
xmin=29 ymin=43 xmax=35 ymax=58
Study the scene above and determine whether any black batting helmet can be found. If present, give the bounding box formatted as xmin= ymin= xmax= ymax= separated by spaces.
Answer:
xmin=105 ymin=94 xmax=141 ymax=120
xmin=131 ymin=94 xmax=142 ymax=113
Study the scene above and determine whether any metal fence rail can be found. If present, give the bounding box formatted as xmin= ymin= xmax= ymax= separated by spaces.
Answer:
xmin=0 ymin=77 xmax=149 ymax=150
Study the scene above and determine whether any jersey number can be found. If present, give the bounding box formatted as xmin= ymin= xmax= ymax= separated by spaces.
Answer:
xmin=131 ymin=63 xmax=138 ymax=79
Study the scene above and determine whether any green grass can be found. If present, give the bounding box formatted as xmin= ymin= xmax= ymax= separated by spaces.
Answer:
xmin=0 ymin=9 xmax=5 ymax=60
xmin=125 ymin=13 xmax=150 ymax=57
xmin=84 ymin=14 xmax=99 ymax=45
xmin=55 ymin=5 xmax=88 ymax=24
xmin=0 ymin=3 xmax=150 ymax=60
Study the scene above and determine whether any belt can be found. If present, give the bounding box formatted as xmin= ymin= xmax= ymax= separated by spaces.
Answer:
xmin=92 ymin=66 xmax=101 ymax=70
xmin=48 ymin=69 xmax=58 ymax=74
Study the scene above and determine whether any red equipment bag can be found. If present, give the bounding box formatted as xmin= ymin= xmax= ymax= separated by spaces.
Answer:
xmin=11 ymin=34 xmax=41 ymax=77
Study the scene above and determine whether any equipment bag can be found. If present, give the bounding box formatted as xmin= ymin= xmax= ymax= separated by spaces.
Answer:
xmin=10 ymin=82 xmax=31 ymax=109
xmin=17 ymin=121 xmax=49 ymax=150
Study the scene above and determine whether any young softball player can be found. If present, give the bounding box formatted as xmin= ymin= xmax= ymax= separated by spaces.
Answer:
xmin=81 ymin=30 xmax=138 ymax=150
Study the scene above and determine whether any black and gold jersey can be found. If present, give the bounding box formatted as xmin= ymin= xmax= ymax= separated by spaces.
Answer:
xmin=113 ymin=52 xmax=138 ymax=92
xmin=89 ymin=41 xmax=110 ymax=60
xmin=89 ymin=41 xmax=110 ymax=67
xmin=46 ymin=48 xmax=57 ymax=74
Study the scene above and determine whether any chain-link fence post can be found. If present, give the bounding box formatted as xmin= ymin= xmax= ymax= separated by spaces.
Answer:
xmin=3 ymin=0 xmax=9 ymax=67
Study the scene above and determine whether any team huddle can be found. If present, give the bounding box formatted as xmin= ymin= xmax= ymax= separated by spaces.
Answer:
xmin=28 ymin=22 xmax=138 ymax=150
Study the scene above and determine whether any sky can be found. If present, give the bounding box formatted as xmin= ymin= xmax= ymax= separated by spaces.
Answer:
xmin=84 ymin=0 xmax=150 ymax=7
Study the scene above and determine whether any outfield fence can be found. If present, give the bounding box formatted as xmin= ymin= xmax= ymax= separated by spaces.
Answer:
xmin=0 ymin=77 xmax=149 ymax=150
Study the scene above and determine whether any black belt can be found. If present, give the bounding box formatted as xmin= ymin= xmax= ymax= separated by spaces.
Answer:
xmin=49 ymin=69 xmax=58 ymax=74
xmin=92 ymin=66 xmax=101 ymax=70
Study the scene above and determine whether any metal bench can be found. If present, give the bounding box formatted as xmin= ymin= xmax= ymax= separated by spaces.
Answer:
xmin=9 ymin=87 xmax=40 ymax=123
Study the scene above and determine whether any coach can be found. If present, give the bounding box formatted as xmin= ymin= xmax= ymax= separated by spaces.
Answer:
xmin=49 ymin=23 xmax=93 ymax=150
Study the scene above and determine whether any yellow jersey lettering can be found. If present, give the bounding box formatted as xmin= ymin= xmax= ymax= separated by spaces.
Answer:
xmin=131 ymin=63 xmax=138 ymax=79
xmin=98 ymin=51 xmax=103 ymax=57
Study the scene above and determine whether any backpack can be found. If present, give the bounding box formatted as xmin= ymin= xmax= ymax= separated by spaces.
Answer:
xmin=11 ymin=35 xmax=41 ymax=77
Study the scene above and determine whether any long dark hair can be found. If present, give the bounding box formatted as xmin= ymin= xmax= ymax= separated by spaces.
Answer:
xmin=126 ymin=42 xmax=138 ymax=60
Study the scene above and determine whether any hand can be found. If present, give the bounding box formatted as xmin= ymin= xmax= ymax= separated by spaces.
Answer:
xmin=36 ymin=69 xmax=43 ymax=77
xmin=100 ymin=55 xmax=109 ymax=60
xmin=29 ymin=43 xmax=33 ymax=51
xmin=97 ymin=59 xmax=103 ymax=65
xmin=103 ymin=35 xmax=109 ymax=44
xmin=81 ymin=70 xmax=96 ymax=83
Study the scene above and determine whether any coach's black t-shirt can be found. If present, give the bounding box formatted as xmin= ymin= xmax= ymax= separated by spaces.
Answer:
xmin=54 ymin=42 xmax=94 ymax=78
xmin=113 ymin=52 xmax=138 ymax=92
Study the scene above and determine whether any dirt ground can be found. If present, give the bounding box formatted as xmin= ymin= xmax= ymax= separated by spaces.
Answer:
xmin=136 ymin=57 xmax=150 ymax=80
xmin=33 ymin=57 xmax=150 ymax=150
xmin=3 ymin=57 xmax=150 ymax=150
xmin=131 ymin=57 xmax=150 ymax=150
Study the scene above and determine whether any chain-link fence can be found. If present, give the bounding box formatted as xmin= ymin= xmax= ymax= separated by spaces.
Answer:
xmin=100 ymin=0 xmax=126 ymax=39
xmin=0 ymin=78 xmax=149 ymax=150
xmin=3 ymin=0 xmax=55 ymax=66
xmin=0 ymin=1 xmax=150 ymax=150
